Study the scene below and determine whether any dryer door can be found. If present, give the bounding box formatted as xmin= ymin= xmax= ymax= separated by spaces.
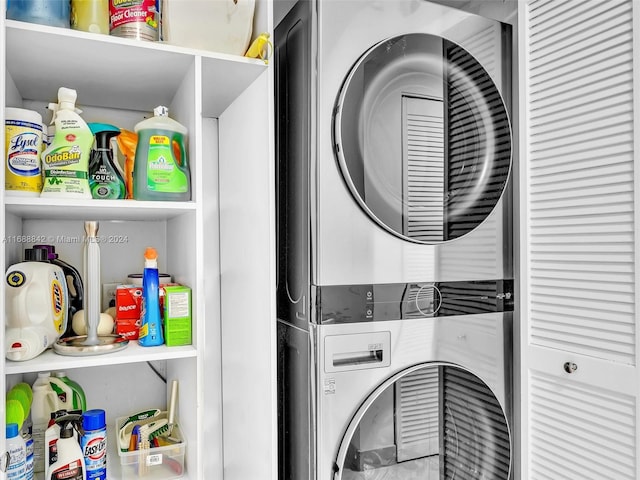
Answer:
xmin=333 ymin=33 xmax=511 ymax=244
xmin=332 ymin=363 xmax=511 ymax=480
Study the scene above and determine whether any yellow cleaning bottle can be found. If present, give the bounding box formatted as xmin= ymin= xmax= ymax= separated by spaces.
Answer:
xmin=40 ymin=87 xmax=93 ymax=199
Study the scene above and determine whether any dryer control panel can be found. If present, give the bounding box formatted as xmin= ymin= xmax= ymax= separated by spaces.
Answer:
xmin=313 ymin=279 xmax=514 ymax=324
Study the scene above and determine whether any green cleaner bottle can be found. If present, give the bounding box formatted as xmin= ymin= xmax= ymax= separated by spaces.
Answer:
xmin=133 ymin=106 xmax=191 ymax=201
xmin=40 ymin=87 xmax=93 ymax=199
xmin=88 ymin=123 xmax=125 ymax=199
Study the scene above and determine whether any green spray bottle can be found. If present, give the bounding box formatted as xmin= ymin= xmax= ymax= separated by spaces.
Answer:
xmin=133 ymin=106 xmax=191 ymax=201
xmin=88 ymin=123 xmax=125 ymax=199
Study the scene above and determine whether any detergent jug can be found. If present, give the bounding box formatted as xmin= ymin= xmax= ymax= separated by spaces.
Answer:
xmin=32 ymin=244 xmax=84 ymax=338
xmin=5 ymin=258 xmax=68 ymax=361
xmin=32 ymin=373 xmax=61 ymax=474
xmin=133 ymin=106 xmax=191 ymax=201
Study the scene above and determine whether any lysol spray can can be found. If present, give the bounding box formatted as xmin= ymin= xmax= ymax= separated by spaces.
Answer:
xmin=81 ymin=409 xmax=107 ymax=480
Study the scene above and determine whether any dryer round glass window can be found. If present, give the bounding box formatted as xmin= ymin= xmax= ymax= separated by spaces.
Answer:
xmin=334 ymin=363 xmax=511 ymax=480
xmin=333 ymin=33 xmax=512 ymax=244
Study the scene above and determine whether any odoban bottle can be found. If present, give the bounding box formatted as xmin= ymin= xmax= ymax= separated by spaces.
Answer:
xmin=133 ymin=106 xmax=191 ymax=201
xmin=40 ymin=87 xmax=93 ymax=199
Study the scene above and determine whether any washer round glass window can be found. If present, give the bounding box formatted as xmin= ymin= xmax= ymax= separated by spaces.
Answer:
xmin=334 ymin=363 xmax=511 ymax=479
xmin=333 ymin=33 xmax=512 ymax=243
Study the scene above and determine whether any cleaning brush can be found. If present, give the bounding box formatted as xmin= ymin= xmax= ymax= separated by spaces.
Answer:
xmin=166 ymin=380 xmax=179 ymax=442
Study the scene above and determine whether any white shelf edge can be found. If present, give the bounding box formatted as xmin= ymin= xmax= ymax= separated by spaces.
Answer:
xmin=5 ymin=343 xmax=197 ymax=375
xmin=4 ymin=196 xmax=197 ymax=221
xmin=5 ymin=19 xmax=266 ymax=67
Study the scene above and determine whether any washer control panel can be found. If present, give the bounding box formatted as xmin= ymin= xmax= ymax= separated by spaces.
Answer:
xmin=313 ymin=279 xmax=513 ymax=324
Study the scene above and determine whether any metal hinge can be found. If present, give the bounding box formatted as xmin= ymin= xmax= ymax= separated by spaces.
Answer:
xmin=0 ymin=450 xmax=10 ymax=472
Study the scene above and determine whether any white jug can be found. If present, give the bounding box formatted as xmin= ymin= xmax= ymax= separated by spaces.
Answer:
xmin=5 ymin=261 xmax=68 ymax=361
xmin=162 ymin=0 xmax=255 ymax=55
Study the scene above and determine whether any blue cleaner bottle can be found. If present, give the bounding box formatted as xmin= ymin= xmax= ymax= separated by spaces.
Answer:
xmin=138 ymin=247 xmax=164 ymax=346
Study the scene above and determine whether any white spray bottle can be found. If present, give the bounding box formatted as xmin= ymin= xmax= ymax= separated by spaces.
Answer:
xmin=40 ymin=87 xmax=93 ymax=198
xmin=45 ymin=414 xmax=86 ymax=480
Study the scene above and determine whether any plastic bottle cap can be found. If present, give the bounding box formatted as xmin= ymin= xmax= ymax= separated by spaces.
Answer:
xmin=33 ymin=244 xmax=58 ymax=260
xmin=38 ymin=372 xmax=51 ymax=379
xmin=154 ymin=106 xmax=169 ymax=117
xmin=58 ymin=87 xmax=78 ymax=111
xmin=144 ymin=247 xmax=158 ymax=260
xmin=6 ymin=423 xmax=19 ymax=439
xmin=24 ymin=248 xmax=49 ymax=262
xmin=82 ymin=409 xmax=106 ymax=431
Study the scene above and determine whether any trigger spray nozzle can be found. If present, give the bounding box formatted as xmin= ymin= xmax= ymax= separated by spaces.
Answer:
xmin=55 ymin=414 xmax=85 ymax=439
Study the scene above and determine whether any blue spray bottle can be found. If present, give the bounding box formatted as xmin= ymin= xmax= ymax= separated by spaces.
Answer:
xmin=138 ymin=247 xmax=164 ymax=346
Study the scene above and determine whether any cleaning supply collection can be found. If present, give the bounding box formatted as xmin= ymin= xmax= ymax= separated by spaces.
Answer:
xmin=1 ymin=8 xmax=226 ymax=478
xmin=6 ymin=376 xmax=184 ymax=479
xmin=2 ymin=236 xmax=190 ymax=477
xmin=5 ymin=87 xmax=192 ymax=202
xmin=6 ymin=0 xmax=266 ymax=61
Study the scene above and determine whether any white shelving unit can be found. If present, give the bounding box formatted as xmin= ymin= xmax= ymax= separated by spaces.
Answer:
xmin=1 ymin=3 xmax=276 ymax=479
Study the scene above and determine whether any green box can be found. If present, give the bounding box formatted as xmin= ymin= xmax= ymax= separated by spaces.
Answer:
xmin=163 ymin=285 xmax=192 ymax=346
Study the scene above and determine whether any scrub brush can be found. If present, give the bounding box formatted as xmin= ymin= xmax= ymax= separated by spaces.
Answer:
xmin=146 ymin=419 xmax=169 ymax=443
xmin=166 ymin=380 xmax=180 ymax=442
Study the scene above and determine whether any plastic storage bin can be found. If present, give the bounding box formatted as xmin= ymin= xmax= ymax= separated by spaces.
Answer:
xmin=116 ymin=417 xmax=185 ymax=480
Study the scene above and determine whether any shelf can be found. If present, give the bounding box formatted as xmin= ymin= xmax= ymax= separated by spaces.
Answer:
xmin=5 ymin=342 xmax=196 ymax=375
xmin=5 ymin=20 xmax=268 ymax=117
xmin=4 ymin=196 xmax=196 ymax=221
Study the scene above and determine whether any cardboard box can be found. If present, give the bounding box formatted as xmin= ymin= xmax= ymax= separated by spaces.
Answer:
xmin=115 ymin=284 xmax=177 ymax=341
xmin=116 ymin=285 xmax=143 ymax=340
xmin=163 ymin=286 xmax=192 ymax=347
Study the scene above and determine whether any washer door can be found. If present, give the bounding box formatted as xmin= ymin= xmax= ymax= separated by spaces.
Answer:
xmin=333 ymin=33 xmax=512 ymax=244
xmin=333 ymin=363 xmax=511 ymax=480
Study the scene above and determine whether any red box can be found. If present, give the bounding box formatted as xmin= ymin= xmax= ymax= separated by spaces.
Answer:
xmin=115 ymin=284 xmax=178 ymax=340
xmin=115 ymin=285 xmax=143 ymax=340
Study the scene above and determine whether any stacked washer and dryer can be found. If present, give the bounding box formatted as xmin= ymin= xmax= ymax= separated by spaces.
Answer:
xmin=276 ymin=1 xmax=514 ymax=479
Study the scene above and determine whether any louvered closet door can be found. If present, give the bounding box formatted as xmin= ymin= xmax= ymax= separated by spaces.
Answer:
xmin=520 ymin=1 xmax=640 ymax=479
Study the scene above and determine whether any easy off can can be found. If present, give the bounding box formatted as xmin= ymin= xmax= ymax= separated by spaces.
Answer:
xmin=81 ymin=410 xmax=107 ymax=480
